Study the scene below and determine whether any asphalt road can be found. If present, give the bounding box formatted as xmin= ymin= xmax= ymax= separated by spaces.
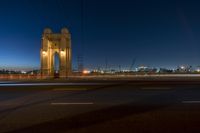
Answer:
xmin=1 ymin=80 xmax=200 ymax=133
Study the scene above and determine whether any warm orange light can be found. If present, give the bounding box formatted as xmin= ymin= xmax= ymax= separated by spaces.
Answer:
xmin=42 ymin=51 xmax=47 ymax=56
xmin=83 ymin=70 xmax=90 ymax=74
xmin=60 ymin=51 xmax=65 ymax=56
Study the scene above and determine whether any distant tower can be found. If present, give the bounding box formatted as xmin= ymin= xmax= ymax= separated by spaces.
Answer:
xmin=40 ymin=28 xmax=72 ymax=78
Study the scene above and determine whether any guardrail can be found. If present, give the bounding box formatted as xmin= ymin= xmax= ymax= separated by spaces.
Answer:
xmin=1 ymin=74 xmax=200 ymax=80
xmin=0 ymin=74 xmax=41 ymax=80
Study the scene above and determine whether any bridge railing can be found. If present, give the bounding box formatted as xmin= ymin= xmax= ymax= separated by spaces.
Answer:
xmin=0 ymin=74 xmax=42 ymax=80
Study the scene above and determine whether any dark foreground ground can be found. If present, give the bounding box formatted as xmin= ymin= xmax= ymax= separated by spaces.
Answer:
xmin=1 ymin=79 xmax=200 ymax=133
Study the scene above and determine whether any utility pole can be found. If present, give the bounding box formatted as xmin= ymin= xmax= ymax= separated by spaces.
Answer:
xmin=105 ymin=58 xmax=108 ymax=73
xmin=129 ymin=58 xmax=136 ymax=72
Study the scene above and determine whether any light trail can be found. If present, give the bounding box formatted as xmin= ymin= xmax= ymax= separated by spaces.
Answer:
xmin=0 ymin=83 xmax=111 ymax=87
xmin=182 ymin=101 xmax=200 ymax=104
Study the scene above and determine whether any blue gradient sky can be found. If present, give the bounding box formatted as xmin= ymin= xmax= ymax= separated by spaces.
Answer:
xmin=0 ymin=0 xmax=200 ymax=70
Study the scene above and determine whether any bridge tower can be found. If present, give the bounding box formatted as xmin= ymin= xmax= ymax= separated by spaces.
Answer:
xmin=40 ymin=28 xmax=72 ymax=78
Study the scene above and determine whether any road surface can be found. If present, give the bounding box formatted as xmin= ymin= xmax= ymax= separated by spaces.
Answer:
xmin=0 ymin=80 xmax=200 ymax=133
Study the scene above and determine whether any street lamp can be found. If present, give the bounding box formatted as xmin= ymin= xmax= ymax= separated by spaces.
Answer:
xmin=60 ymin=50 xmax=65 ymax=56
xmin=42 ymin=51 xmax=47 ymax=56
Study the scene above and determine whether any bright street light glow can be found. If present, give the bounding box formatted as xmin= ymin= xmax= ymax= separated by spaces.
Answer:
xmin=42 ymin=51 xmax=47 ymax=56
xmin=60 ymin=51 xmax=65 ymax=56
xmin=83 ymin=70 xmax=90 ymax=74
xmin=180 ymin=66 xmax=185 ymax=69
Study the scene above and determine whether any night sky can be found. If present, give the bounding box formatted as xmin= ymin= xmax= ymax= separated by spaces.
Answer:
xmin=0 ymin=0 xmax=200 ymax=70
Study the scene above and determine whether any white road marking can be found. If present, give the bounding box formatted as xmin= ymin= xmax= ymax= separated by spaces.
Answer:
xmin=182 ymin=101 xmax=200 ymax=104
xmin=51 ymin=102 xmax=94 ymax=105
xmin=53 ymin=88 xmax=88 ymax=91
xmin=141 ymin=87 xmax=171 ymax=90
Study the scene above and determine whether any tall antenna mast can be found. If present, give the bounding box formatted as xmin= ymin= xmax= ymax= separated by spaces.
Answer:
xmin=78 ymin=0 xmax=85 ymax=73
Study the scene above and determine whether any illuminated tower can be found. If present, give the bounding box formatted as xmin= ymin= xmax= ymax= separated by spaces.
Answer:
xmin=40 ymin=28 xmax=72 ymax=78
